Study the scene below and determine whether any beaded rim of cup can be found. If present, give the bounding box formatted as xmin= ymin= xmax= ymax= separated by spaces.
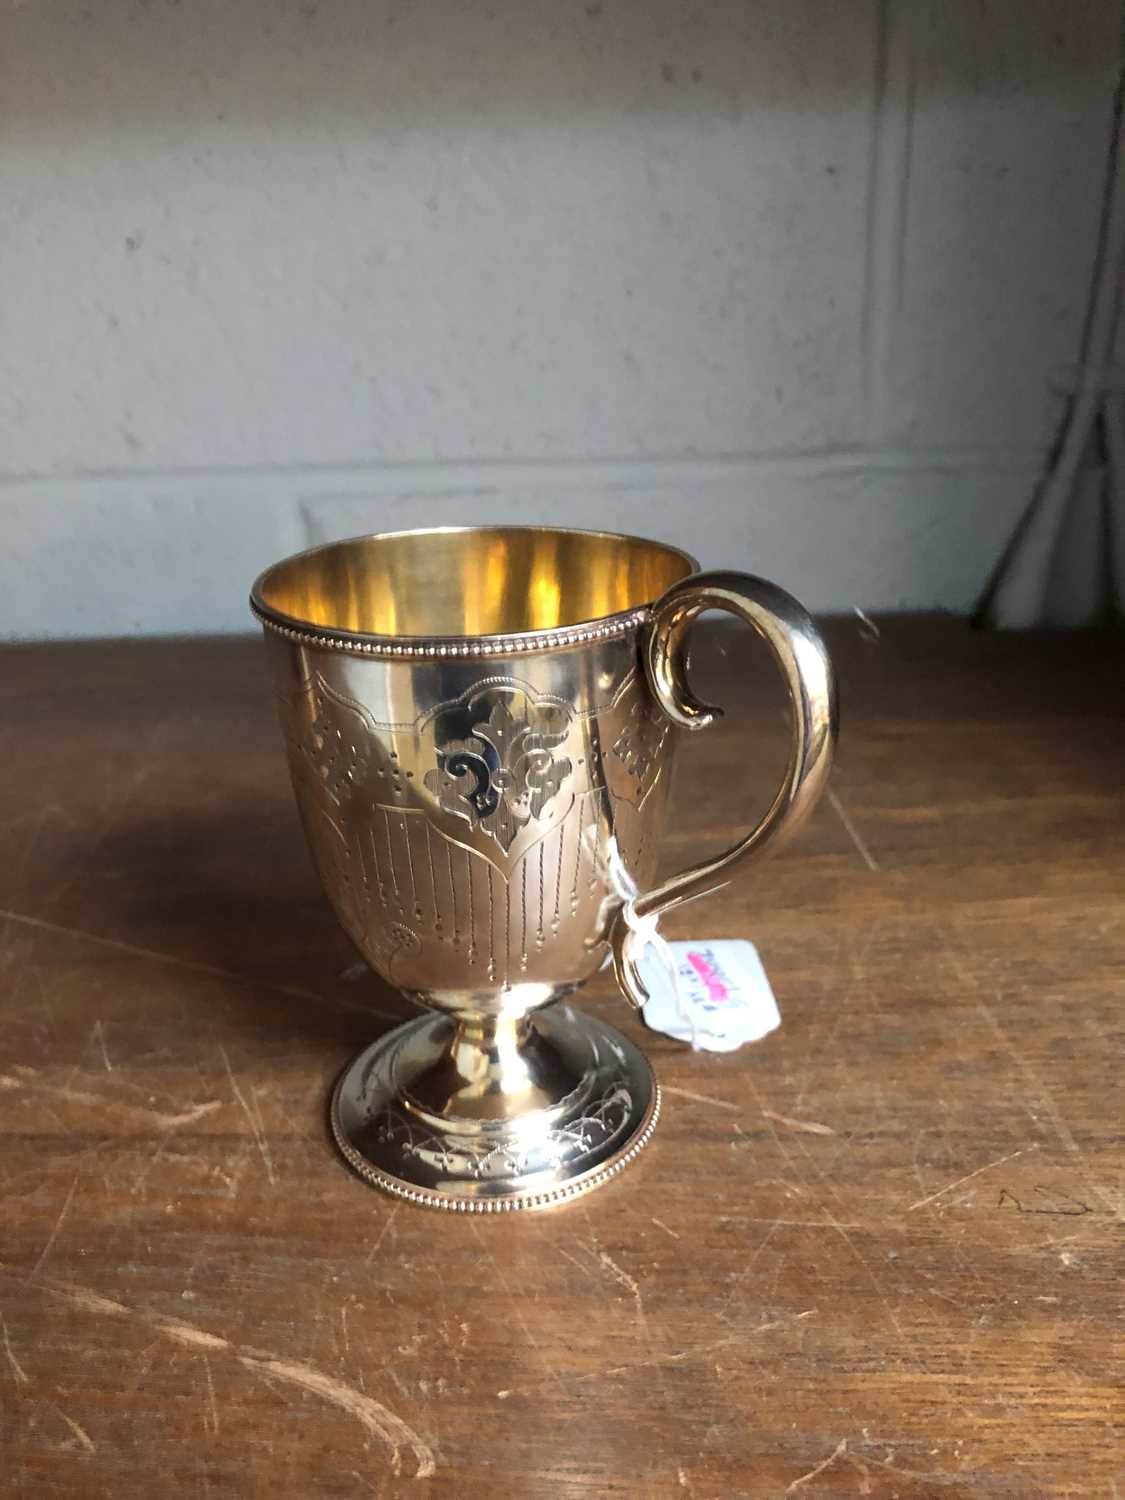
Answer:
xmin=250 ymin=597 xmax=651 ymax=660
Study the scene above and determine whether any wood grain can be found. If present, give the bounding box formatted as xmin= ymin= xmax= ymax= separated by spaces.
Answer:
xmin=0 ymin=617 xmax=1122 ymax=1497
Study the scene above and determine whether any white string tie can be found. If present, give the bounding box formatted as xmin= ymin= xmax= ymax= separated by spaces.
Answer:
xmin=597 ymin=835 xmax=700 ymax=1051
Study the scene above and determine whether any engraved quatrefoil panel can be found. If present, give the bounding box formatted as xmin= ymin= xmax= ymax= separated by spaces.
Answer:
xmin=289 ymin=673 xmax=593 ymax=877
xmin=422 ymin=685 xmax=574 ymax=857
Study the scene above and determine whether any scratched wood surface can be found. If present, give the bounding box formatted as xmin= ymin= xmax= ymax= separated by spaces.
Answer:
xmin=1 ymin=616 xmax=1122 ymax=1498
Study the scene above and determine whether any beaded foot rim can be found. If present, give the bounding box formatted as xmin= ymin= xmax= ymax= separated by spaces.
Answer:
xmin=330 ymin=1073 xmax=660 ymax=1213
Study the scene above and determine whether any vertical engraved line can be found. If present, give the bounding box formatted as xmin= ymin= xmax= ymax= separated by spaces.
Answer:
xmin=466 ymin=851 xmax=476 ymax=963
xmin=570 ymin=792 xmax=586 ymax=915
xmin=356 ymin=825 xmax=370 ymax=893
xmin=543 ymin=840 xmax=552 ymax=942
xmin=369 ymin=827 xmax=388 ymax=906
xmin=425 ymin=821 xmax=441 ymax=934
xmin=504 ymin=880 xmax=511 ymax=991
xmin=382 ymin=809 xmax=400 ymax=901
xmin=486 ymin=865 xmax=496 ymax=982
xmin=403 ymin=814 xmax=418 ymax=913
xmin=552 ymin=823 xmax=563 ymax=934
xmin=519 ymin=859 xmax=528 ymax=972
xmin=447 ymin=843 xmax=459 ymax=946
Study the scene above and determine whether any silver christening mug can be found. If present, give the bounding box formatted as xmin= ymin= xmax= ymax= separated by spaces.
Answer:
xmin=251 ymin=526 xmax=835 ymax=1211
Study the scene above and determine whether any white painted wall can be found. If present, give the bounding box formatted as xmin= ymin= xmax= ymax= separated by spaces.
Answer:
xmin=1 ymin=1 xmax=1120 ymax=636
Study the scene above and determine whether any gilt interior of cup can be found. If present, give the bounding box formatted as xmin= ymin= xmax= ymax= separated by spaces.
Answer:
xmin=251 ymin=525 xmax=699 ymax=642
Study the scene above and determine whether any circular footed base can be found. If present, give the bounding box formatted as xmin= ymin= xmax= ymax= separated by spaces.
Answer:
xmin=331 ymin=1005 xmax=659 ymax=1212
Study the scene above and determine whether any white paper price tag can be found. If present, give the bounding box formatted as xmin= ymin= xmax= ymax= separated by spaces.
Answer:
xmin=638 ymin=939 xmax=781 ymax=1052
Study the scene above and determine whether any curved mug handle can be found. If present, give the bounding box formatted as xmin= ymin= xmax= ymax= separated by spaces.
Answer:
xmin=611 ymin=571 xmax=838 ymax=1008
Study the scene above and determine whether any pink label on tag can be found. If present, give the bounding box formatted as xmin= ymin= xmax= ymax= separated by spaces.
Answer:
xmin=685 ymin=948 xmax=735 ymax=1004
xmin=640 ymin=938 xmax=781 ymax=1052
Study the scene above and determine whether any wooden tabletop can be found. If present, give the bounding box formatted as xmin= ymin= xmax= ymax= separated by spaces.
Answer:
xmin=1 ymin=616 xmax=1121 ymax=1498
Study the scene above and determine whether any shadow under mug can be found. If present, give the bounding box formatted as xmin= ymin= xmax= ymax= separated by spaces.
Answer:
xmin=251 ymin=525 xmax=836 ymax=1211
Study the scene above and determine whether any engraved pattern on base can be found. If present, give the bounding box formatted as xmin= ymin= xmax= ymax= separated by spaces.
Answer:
xmin=331 ymin=1079 xmax=661 ymax=1214
xmin=372 ymin=1084 xmax=633 ymax=1181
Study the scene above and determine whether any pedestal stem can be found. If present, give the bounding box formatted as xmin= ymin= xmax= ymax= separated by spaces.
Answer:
xmin=443 ymin=1013 xmax=539 ymax=1118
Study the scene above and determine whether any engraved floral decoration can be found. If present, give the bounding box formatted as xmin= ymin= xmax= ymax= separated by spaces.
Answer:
xmin=371 ymin=920 xmax=422 ymax=975
xmin=424 ymin=689 xmax=573 ymax=853
xmin=304 ymin=685 xmax=372 ymax=804
xmin=297 ymin=676 xmax=413 ymax=809
xmin=611 ymin=697 xmax=669 ymax=798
